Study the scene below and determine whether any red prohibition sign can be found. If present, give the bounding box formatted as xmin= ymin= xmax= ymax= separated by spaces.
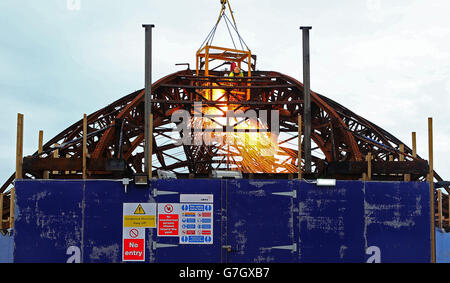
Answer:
xmin=129 ymin=229 xmax=139 ymax=238
xmin=164 ymin=204 xmax=174 ymax=213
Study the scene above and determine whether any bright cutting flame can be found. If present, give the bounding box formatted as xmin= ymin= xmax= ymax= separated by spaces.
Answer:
xmin=190 ymin=83 xmax=297 ymax=173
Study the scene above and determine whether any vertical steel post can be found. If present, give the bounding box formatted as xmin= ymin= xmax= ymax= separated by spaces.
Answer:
xmin=143 ymin=24 xmax=155 ymax=177
xmin=300 ymin=26 xmax=312 ymax=173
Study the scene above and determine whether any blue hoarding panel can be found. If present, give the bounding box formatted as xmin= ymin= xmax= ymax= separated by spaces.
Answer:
xmin=297 ymin=181 xmax=365 ymax=263
xmin=11 ymin=179 xmax=431 ymax=263
xmin=152 ymin=179 xmax=221 ymax=263
xmin=14 ymin=180 xmax=84 ymax=263
xmin=0 ymin=234 xmax=13 ymax=263
xmin=226 ymin=180 xmax=297 ymax=263
xmin=363 ymin=182 xmax=431 ymax=263
xmin=83 ymin=180 xmax=157 ymax=263
xmin=436 ymin=229 xmax=450 ymax=263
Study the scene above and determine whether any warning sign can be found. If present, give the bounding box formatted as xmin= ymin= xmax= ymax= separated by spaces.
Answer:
xmin=122 ymin=227 xmax=145 ymax=262
xmin=123 ymin=203 xmax=156 ymax=228
xmin=157 ymin=203 xmax=181 ymax=237
xmin=134 ymin=204 xmax=146 ymax=214
xmin=179 ymin=203 xmax=213 ymax=245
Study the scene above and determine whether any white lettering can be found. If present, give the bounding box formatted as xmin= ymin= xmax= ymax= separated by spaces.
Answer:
xmin=66 ymin=246 xmax=81 ymax=263
xmin=366 ymin=246 xmax=381 ymax=263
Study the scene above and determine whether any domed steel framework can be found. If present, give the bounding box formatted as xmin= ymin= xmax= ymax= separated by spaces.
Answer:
xmin=1 ymin=69 xmax=442 ymax=183
xmin=1 ymin=68 xmax=449 ymax=230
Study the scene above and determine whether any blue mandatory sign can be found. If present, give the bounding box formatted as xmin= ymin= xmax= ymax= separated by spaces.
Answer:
xmin=188 ymin=204 xmax=205 ymax=212
xmin=181 ymin=236 xmax=188 ymax=243
xmin=181 ymin=204 xmax=189 ymax=211
xmin=205 ymin=236 xmax=212 ymax=243
xmin=205 ymin=205 xmax=212 ymax=211
xmin=188 ymin=236 xmax=205 ymax=243
xmin=182 ymin=224 xmax=196 ymax=229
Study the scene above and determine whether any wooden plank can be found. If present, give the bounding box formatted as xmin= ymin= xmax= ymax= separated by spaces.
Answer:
xmin=400 ymin=143 xmax=411 ymax=181
xmin=83 ymin=114 xmax=87 ymax=179
xmin=38 ymin=130 xmax=50 ymax=179
xmin=412 ymin=132 xmax=417 ymax=158
xmin=428 ymin=117 xmax=435 ymax=263
xmin=362 ymin=172 xmax=367 ymax=181
xmin=366 ymin=153 xmax=372 ymax=181
xmin=53 ymin=143 xmax=59 ymax=175
xmin=9 ymin=188 xmax=15 ymax=229
xmin=399 ymin=144 xmax=405 ymax=162
xmin=16 ymin=113 xmax=24 ymax=180
xmin=38 ymin=130 xmax=43 ymax=154
xmin=438 ymin=190 xmax=443 ymax=229
xmin=65 ymin=154 xmax=71 ymax=175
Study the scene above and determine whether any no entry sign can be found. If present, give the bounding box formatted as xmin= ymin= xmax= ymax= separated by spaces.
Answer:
xmin=122 ymin=227 xmax=145 ymax=262
xmin=157 ymin=203 xmax=181 ymax=237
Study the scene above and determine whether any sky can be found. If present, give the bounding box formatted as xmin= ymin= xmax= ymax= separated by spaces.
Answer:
xmin=1 ymin=0 xmax=450 ymax=185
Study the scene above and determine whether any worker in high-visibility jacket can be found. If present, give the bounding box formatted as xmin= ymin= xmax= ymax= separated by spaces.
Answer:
xmin=229 ymin=65 xmax=244 ymax=78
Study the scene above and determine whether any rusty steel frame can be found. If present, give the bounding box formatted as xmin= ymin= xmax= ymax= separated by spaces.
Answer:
xmin=1 ymin=68 xmax=449 ymax=229
xmin=2 ymin=69 xmax=447 ymax=183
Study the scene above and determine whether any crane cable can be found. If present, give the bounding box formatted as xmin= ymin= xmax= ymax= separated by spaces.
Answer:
xmin=198 ymin=0 xmax=250 ymax=52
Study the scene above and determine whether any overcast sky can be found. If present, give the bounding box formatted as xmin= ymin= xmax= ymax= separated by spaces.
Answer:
xmin=1 ymin=0 xmax=450 ymax=185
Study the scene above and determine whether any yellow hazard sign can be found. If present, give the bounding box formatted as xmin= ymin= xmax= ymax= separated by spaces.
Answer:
xmin=134 ymin=204 xmax=146 ymax=215
xmin=123 ymin=203 xmax=156 ymax=228
xmin=124 ymin=215 xmax=155 ymax=228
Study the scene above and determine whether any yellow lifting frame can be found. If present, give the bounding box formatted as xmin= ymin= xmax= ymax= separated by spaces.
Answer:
xmin=196 ymin=45 xmax=252 ymax=100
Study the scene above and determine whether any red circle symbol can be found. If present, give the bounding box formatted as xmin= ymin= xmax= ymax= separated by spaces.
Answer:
xmin=129 ymin=229 xmax=139 ymax=238
xmin=164 ymin=204 xmax=174 ymax=213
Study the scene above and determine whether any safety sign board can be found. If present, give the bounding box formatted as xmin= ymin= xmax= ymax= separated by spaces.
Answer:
xmin=179 ymin=203 xmax=214 ymax=244
xmin=122 ymin=227 xmax=145 ymax=262
xmin=123 ymin=203 xmax=156 ymax=228
xmin=157 ymin=203 xmax=181 ymax=237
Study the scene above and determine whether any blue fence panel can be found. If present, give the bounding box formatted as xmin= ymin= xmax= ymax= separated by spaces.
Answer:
xmin=10 ymin=179 xmax=432 ymax=263
xmin=297 ymin=181 xmax=365 ymax=263
xmin=14 ymin=180 xmax=84 ymax=263
xmin=0 ymin=233 xmax=13 ymax=263
xmin=226 ymin=180 xmax=297 ymax=263
xmin=363 ymin=182 xmax=431 ymax=263
xmin=152 ymin=179 xmax=221 ymax=263
xmin=83 ymin=180 xmax=156 ymax=263
xmin=436 ymin=228 xmax=450 ymax=263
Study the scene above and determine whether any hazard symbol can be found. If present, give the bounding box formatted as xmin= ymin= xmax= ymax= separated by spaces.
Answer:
xmin=134 ymin=204 xmax=146 ymax=215
xmin=129 ymin=229 xmax=139 ymax=239
xmin=164 ymin=204 xmax=174 ymax=213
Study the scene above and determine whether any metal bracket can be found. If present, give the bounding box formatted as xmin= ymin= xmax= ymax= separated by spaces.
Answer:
xmin=222 ymin=245 xmax=232 ymax=252
xmin=270 ymin=243 xmax=297 ymax=253
xmin=152 ymin=189 xmax=179 ymax=198
xmin=271 ymin=190 xmax=297 ymax=198
xmin=152 ymin=242 xmax=178 ymax=250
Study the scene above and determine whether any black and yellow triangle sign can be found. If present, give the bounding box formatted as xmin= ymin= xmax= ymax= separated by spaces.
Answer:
xmin=134 ymin=204 xmax=146 ymax=215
